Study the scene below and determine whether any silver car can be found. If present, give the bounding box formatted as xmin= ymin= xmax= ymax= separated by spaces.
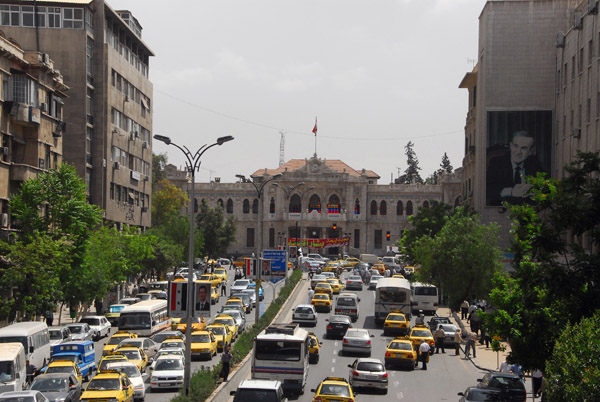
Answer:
xmin=439 ymin=323 xmax=459 ymax=346
xmin=231 ymin=279 xmax=251 ymax=295
xmin=105 ymin=362 xmax=146 ymax=401
xmin=118 ymin=337 xmax=159 ymax=359
xmin=368 ymin=275 xmax=383 ymax=290
xmin=65 ymin=323 xmax=94 ymax=341
xmin=345 ymin=275 xmax=363 ymax=291
xmin=341 ymin=328 xmax=373 ymax=356
xmin=348 ymin=358 xmax=388 ymax=393
xmin=310 ymin=274 xmax=327 ymax=289
xmin=240 ymin=289 xmax=257 ymax=307
xmin=221 ymin=309 xmax=246 ymax=334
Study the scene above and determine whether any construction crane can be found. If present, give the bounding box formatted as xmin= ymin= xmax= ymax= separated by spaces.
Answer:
xmin=279 ymin=131 xmax=286 ymax=166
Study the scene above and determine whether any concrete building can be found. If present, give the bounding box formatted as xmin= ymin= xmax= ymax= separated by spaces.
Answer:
xmin=167 ymin=155 xmax=462 ymax=258
xmin=0 ymin=0 xmax=154 ymax=230
xmin=0 ymin=35 xmax=67 ymax=232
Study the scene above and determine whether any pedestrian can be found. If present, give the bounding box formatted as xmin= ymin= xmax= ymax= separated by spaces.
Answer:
xmin=434 ymin=325 xmax=446 ymax=354
xmin=464 ymin=331 xmax=477 ymax=359
xmin=511 ymin=363 xmax=524 ymax=380
xmin=132 ymin=284 xmax=138 ymax=296
xmin=453 ymin=328 xmax=464 ymax=356
xmin=479 ymin=325 xmax=490 ymax=348
xmin=460 ymin=300 xmax=469 ymax=320
xmin=45 ymin=310 xmax=54 ymax=327
xmin=415 ymin=310 xmax=425 ymax=326
xmin=307 ymin=288 xmax=315 ymax=304
xmin=468 ymin=308 xmax=481 ymax=335
xmin=499 ymin=357 xmax=511 ymax=373
xmin=532 ymin=368 xmax=543 ymax=397
xmin=221 ymin=282 xmax=227 ymax=296
xmin=25 ymin=360 xmax=37 ymax=386
xmin=220 ymin=346 xmax=233 ymax=382
xmin=418 ymin=339 xmax=430 ymax=370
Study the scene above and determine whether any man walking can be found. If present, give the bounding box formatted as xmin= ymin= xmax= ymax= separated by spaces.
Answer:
xmin=419 ymin=339 xmax=430 ymax=370
xmin=221 ymin=282 xmax=227 ymax=296
xmin=453 ymin=328 xmax=464 ymax=356
xmin=460 ymin=300 xmax=469 ymax=320
xmin=434 ymin=325 xmax=446 ymax=354
xmin=464 ymin=331 xmax=477 ymax=359
xmin=220 ymin=346 xmax=233 ymax=382
xmin=307 ymin=288 xmax=315 ymax=304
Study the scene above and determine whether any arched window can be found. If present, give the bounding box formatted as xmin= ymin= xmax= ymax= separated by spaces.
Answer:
xmin=252 ymin=199 xmax=259 ymax=214
xmin=397 ymin=200 xmax=403 ymax=216
xmin=423 ymin=200 xmax=429 ymax=209
xmin=432 ymin=200 xmax=439 ymax=207
xmin=308 ymin=194 xmax=321 ymax=213
xmin=226 ymin=199 xmax=233 ymax=213
xmin=455 ymin=196 xmax=461 ymax=207
xmin=269 ymin=197 xmax=275 ymax=213
xmin=354 ymin=199 xmax=360 ymax=215
xmin=380 ymin=200 xmax=387 ymax=215
xmin=370 ymin=200 xmax=378 ymax=215
xmin=327 ymin=194 xmax=341 ymax=214
xmin=217 ymin=199 xmax=224 ymax=208
xmin=289 ymin=194 xmax=301 ymax=213
xmin=406 ymin=200 xmax=413 ymax=216
xmin=243 ymin=199 xmax=250 ymax=214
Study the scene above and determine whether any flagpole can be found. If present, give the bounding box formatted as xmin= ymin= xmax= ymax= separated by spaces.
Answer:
xmin=313 ymin=116 xmax=318 ymax=156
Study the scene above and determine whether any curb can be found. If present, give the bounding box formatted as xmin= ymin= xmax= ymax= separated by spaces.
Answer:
xmin=206 ymin=271 xmax=307 ymax=401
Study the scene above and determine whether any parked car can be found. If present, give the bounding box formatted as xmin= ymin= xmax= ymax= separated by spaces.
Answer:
xmin=79 ymin=315 xmax=111 ymax=341
xmin=291 ymin=305 xmax=317 ymax=327
xmin=325 ymin=315 xmax=352 ymax=339
xmin=347 ymin=358 xmax=388 ymax=394
xmin=64 ymin=323 xmax=94 ymax=342
xmin=427 ymin=316 xmax=452 ymax=332
xmin=30 ymin=373 xmax=81 ymax=402
xmin=341 ymin=328 xmax=373 ymax=356
xmin=476 ymin=372 xmax=527 ymax=402
xmin=438 ymin=323 xmax=459 ymax=347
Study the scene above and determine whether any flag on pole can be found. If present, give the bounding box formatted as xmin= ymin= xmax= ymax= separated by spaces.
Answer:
xmin=312 ymin=117 xmax=317 ymax=136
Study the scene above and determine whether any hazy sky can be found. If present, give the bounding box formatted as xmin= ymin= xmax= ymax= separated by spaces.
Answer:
xmin=111 ymin=0 xmax=484 ymax=183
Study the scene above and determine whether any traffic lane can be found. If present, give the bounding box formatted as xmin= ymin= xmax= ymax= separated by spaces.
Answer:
xmin=293 ymin=279 xmax=483 ymax=401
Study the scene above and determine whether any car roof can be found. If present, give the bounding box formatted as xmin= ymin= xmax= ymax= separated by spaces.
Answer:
xmin=238 ymin=379 xmax=282 ymax=390
xmin=355 ymin=358 xmax=384 ymax=364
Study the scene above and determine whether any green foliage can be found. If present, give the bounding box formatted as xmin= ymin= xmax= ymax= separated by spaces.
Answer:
xmin=396 ymin=141 xmax=424 ymax=184
xmin=545 ymin=312 xmax=600 ymax=402
xmin=400 ymin=201 xmax=454 ymax=260
xmin=196 ymin=199 xmax=237 ymax=259
xmin=152 ymin=179 xmax=189 ymax=227
xmin=440 ymin=152 xmax=453 ymax=173
xmin=152 ymin=153 xmax=168 ymax=191
xmin=412 ymin=208 xmax=502 ymax=309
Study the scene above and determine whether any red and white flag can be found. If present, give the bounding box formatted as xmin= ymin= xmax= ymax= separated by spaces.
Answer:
xmin=312 ymin=117 xmax=317 ymax=136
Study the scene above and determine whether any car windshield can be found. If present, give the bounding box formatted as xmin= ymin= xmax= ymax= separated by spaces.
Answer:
xmin=49 ymin=330 xmax=63 ymax=340
xmin=348 ymin=276 xmax=361 ymax=281
xmin=161 ymin=342 xmax=182 ymax=349
xmin=294 ymin=307 xmax=313 ymax=314
xmin=118 ymin=350 xmax=141 ymax=360
xmin=390 ymin=342 xmax=413 ymax=351
xmin=0 ymin=361 xmax=14 ymax=381
xmin=87 ymin=378 xmax=120 ymax=391
xmin=411 ymin=330 xmax=431 ymax=337
xmin=255 ymin=340 xmax=301 ymax=361
xmin=49 ymin=356 xmax=77 ymax=363
xmin=214 ymin=318 xmax=234 ymax=326
xmin=314 ymin=294 xmax=328 ymax=300
xmin=80 ymin=318 xmax=100 ymax=326
xmin=356 ymin=362 xmax=384 ymax=372
xmin=108 ymin=337 xmax=130 ymax=345
xmin=152 ymin=333 xmax=181 ymax=343
xmin=67 ymin=326 xmax=83 ymax=334
xmin=31 ymin=377 xmax=69 ymax=391
xmin=106 ymin=365 xmax=139 ymax=377
xmin=209 ymin=327 xmax=225 ymax=335
xmin=319 ymin=384 xmax=351 ymax=397
xmin=388 ymin=314 xmax=405 ymax=321
xmin=486 ymin=375 xmax=525 ymax=390
xmin=155 ymin=359 xmax=183 ymax=370
xmin=345 ymin=330 xmax=367 ymax=338
xmin=0 ymin=397 xmax=35 ymax=402
xmin=233 ymin=280 xmax=250 ymax=287
xmin=46 ymin=367 xmax=74 ymax=375
xmin=235 ymin=390 xmax=279 ymax=402
xmin=330 ymin=316 xmax=350 ymax=323
xmin=336 ymin=297 xmax=356 ymax=306
xmin=191 ymin=335 xmax=211 ymax=343
xmin=441 ymin=324 xmax=457 ymax=332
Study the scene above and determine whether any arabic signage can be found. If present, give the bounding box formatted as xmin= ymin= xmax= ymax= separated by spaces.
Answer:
xmin=287 ymin=237 xmax=350 ymax=249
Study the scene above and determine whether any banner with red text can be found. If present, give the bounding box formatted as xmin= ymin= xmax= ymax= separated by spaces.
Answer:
xmin=287 ymin=237 xmax=350 ymax=249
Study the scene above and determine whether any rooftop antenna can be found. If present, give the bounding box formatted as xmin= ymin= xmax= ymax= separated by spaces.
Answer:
xmin=201 ymin=166 xmax=216 ymax=181
xmin=279 ymin=131 xmax=286 ymax=166
xmin=467 ymin=58 xmax=476 ymax=67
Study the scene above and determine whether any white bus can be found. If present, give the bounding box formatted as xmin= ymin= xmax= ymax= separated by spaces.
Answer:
xmin=251 ymin=323 xmax=309 ymax=395
xmin=374 ymin=278 xmax=412 ymax=323
xmin=411 ymin=282 xmax=439 ymax=315
xmin=118 ymin=300 xmax=170 ymax=336
xmin=0 ymin=343 xmax=26 ymax=392
xmin=0 ymin=322 xmax=50 ymax=369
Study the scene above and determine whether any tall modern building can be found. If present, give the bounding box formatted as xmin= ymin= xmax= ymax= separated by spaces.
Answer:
xmin=0 ymin=0 xmax=154 ymax=230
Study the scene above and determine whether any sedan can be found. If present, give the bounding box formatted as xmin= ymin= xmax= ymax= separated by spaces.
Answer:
xmin=458 ymin=386 xmax=504 ymax=402
xmin=292 ymin=305 xmax=317 ymax=327
xmin=64 ymin=323 xmax=94 ymax=341
xmin=240 ymin=289 xmax=257 ymax=307
xmin=348 ymin=358 xmax=388 ymax=394
xmin=310 ymin=274 xmax=327 ymax=289
xmin=221 ymin=309 xmax=246 ymax=334
xmin=342 ymin=328 xmax=373 ymax=356
xmin=345 ymin=275 xmax=363 ymax=291
xmin=79 ymin=316 xmax=111 ymax=341
xmin=0 ymin=391 xmax=49 ymax=402
xmin=325 ymin=315 xmax=352 ymax=339
xmin=30 ymin=373 xmax=81 ymax=402
xmin=118 ymin=337 xmax=159 ymax=359
xmin=368 ymin=275 xmax=383 ymax=290
xmin=230 ymin=279 xmax=251 ymax=295
xmin=439 ymin=323 xmax=459 ymax=346
xmin=246 ymin=282 xmax=264 ymax=301
xmin=477 ymin=372 xmax=527 ymax=402
xmin=105 ymin=361 xmax=146 ymax=401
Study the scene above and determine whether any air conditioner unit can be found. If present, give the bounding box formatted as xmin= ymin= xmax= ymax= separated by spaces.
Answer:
xmin=114 ymin=161 xmax=120 ymax=169
xmin=56 ymin=121 xmax=65 ymax=133
xmin=40 ymin=102 xmax=48 ymax=113
xmin=573 ymin=128 xmax=582 ymax=138
xmin=574 ymin=13 xmax=583 ymax=29
xmin=0 ymin=147 xmax=8 ymax=155
xmin=590 ymin=0 xmax=598 ymax=15
xmin=0 ymin=213 xmax=8 ymax=228
xmin=141 ymin=207 xmax=148 ymax=213
xmin=142 ymin=141 xmax=148 ymax=149
xmin=129 ymin=132 xmax=135 ymax=141
xmin=556 ymin=32 xmax=565 ymax=48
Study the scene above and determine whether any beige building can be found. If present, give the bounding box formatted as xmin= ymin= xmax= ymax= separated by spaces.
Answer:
xmin=0 ymin=34 xmax=67 ymax=233
xmin=0 ymin=0 xmax=154 ymax=230
xmin=168 ymin=155 xmax=462 ymax=258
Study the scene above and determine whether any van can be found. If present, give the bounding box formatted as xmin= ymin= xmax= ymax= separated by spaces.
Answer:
xmin=50 ymin=341 xmax=96 ymax=381
xmin=359 ymin=254 xmax=378 ymax=265
xmin=0 ymin=322 xmax=50 ymax=369
xmin=381 ymin=256 xmax=396 ymax=265
xmin=334 ymin=293 xmax=360 ymax=322
xmin=0 ymin=343 xmax=26 ymax=392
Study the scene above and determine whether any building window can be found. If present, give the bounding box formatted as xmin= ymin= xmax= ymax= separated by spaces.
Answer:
xmin=589 ymin=39 xmax=594 ymax=66
xmin=86 ymin=36 xmax=94 ymax=83
xmin=374 ymin=230 xmax=382 ymax=250
xmin=252 ymin=199 xmax=258 ymax=214
xmin=353 ymin=229 xmax=360 ymax=249
xmin=21 ymin=6 xmax=34 ymax=26
xmin=246 ymin=228 xmax=255 ymax=248
xmin=289 ymin=194 xmax=301 ymax=213
xmin=308 ymin=194 xmax=321 ymax=213
xmin=115 ymin=185 xmax=121 ymax=202
xmin=86 ymin=88 xmax=93 ymax=124
xmin=226 ymin=199 xmax=233 ymax=213
xmin=579 ymin=48 xmax=584 ymax=74
xmin=423 ymin=200 xmax=430 ymax=209
xmin=269 ymin=228 xmax=275 ymax=248
xmin=327 ymin=194 xmax=340 ymax=214
xmin=269 ymin=197 xmax=275 ymax=213
xmin=47 ymin=7 xmax=60 ymax=28
xmin=587 ymin=98 xmax=591 ymax=124
xmin=63 ymin=7 xmax=83 ymax=29
xmin=86 ymin=127 xmax=93 ymax=165
xmin=406 ymin=201 xmax=413 ymax=216
xmin=12 ymin=75 xmax=38 ymax=106
xmin=397 ymin=201 xmax=403 ymax=215
xmin=354 ymin=199 xmax=360 ymax=215
xmin=370 ymin=200 xmax=377 ymax=215
xmin=380 ymin=200 xmax=387 ymax=215
xmin=243 ymin=199 xmax=249 ymax=214
xmin=572 ymin=56 xmax=575 ymax=80
xmin=217 ymin=199 xmax=224 ymax=209
xmin=472 ymin=85 xmax=477 ymax=107
xmin=110 ymin=183 xmax=114 ymax=200
xmin=1 ymin=5 xmax=20 ymax=26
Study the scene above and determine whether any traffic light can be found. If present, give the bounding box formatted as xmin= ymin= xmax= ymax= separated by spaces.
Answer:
xmin=332 ymin=223 xmax=337 ymax=231
xmin=386 ymin=231 xmax=391 ymax=241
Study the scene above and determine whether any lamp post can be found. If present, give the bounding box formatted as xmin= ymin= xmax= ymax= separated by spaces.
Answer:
xmin=297 ymin=186 xmax=315 ymax=256
xmin=153 ymin=134 xmax=234 ymax=397
xmin=236 ymin=173 xmax=282 ymax=324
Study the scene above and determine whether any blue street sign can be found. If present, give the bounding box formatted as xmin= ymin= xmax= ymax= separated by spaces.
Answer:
xmin=262 ymin=250 xmax=287 ymax=277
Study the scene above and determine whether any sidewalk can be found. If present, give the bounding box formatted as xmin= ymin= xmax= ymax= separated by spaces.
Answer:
xmin=437 ymin=307 xmax=510 ymax=373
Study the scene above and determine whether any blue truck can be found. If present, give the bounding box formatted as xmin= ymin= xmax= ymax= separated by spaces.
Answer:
xmin=46 ymin=341 xmax=97 ymax=381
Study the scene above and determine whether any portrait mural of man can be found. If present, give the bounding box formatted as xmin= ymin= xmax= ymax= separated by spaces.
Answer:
xmin=486 ymin=111 xmax=552 ymax=206
xmin=194 ymin=283 xmax=211 ymax=317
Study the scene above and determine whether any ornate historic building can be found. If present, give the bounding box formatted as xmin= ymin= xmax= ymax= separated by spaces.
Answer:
xmin=168 ymin=155 xmax=462 ymax=258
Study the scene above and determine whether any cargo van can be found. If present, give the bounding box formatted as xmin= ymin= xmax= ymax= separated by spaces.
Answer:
xmin=359 ymin=254 xmax=378 ymax=265
xmin=0 ymin=322 xmax=50 ymax=369
xmin=0 ymin=343 xmax=26 ymax=392
xmin=334 ymin=293 xmax=360 ymax=322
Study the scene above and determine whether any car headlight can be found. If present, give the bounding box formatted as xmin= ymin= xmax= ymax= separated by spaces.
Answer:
xmin=176 ymin=376 xmax=183 ymax=381
xmin=55 ymin=398 xmax=65 ymax=402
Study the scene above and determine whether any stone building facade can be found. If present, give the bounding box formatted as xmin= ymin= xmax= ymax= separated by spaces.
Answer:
xmin=0 ymin=0 xmax=154 ymax=230
xmin=168 ymin=155 xmax=462 ymax=258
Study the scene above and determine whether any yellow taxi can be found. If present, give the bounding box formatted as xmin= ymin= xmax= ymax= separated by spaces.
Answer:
xmin=113 ymin=346 xmax=149 ymax=372
xmin=222 ymin=298 xmax=244 ymax=311
xmin=392 ymin=274 xmax=405 ymax=279
xmin=207 ymin=323 xmax=233 ymax=351
xmin=176 ymin=316 xmax=206 ymax=333
xmin=210 ymin=286 xmax=220 ymax=304
xmin=344 ymin=257 xmax=361 ymax=267
xmin=42 ymin=359 xmax=83 ymax=383
xmin=322 ymin=261 xmax=341 ymax=273
xmin=383 ymin=311 xmax=409 ymax=336
xmin=81 ymin=370 xmax=135 ymax=402
xmin=213 ymin=267 xmax=228 ymax=282
xmin=408 ymin=325 xmax=435 ymax=355
xmin=385 ymin=337 xmax=418 ymax=370
xmin=310 ymin=377 xmax=356 ymax=402
xmin=373 ymin=263 xmax=386 ymax=275
xmin=190 ymin=330 xmax=218 ymax=360
xmin=170 ymin=317 xmax=182 ymax=330
xmin=311 ymin=293 xmax=332 ymax=313
xmin=103 ymin=331 xmax=138 ymax=355
xmin=307 ymin=332 xmax=321 ymax=364
xmin=326 ymin=278 xmax=343 ymax=294
xmin=98 ymin=353 xmax=128 ymax=373
xmin=314 ymin=282 xmax=333 ymax=296
xmin=212 ymin=315 xmax=239 ymax=339
xmin=198 ymin=274 xmax=222 ymax=288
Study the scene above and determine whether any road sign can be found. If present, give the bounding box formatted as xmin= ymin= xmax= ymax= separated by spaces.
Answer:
xmin=168 ymin=281 xmax=188 ymax=318
xmin=262 ymin=250 xmax=287 ymax=277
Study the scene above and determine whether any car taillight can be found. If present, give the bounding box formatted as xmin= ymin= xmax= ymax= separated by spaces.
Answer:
xmin=327 ymin=325 xmax=332 ymax=329
xmin=366 ymin=340 xmax=371 ymax=345
xmin=360 ymin=281 xmax=363 ymax=284
xmin=346 ymin=281 xmax=350 ymax=284
xmin=352 ymin=370 xmax=359 ymax=376
xmin=408 ymin=353 xmax=414 ymax=358
xmin=311 ymin=301 xmax=315 ymax=304
xmin=385 ymin=352 xmax=390 ymax=356
xmin=343 ymin=338 xmax=348 ymax=343
xmin=382 ymin=372 xmax=388 ymax=378
xmin=314 ymin=397 xmax=322 ymax=402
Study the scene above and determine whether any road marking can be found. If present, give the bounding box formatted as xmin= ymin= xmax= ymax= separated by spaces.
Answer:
xmin=394 ymin=380 xmax=400 ymax=388
xmin=331 ymin=366 xmax=335 ymax=372
xmin=396 ymin=391 xmax=404 ymax=399
xmin=334 ymin=341 xmax=338 ymax=347
xmin=332 ymin=358 xmax=336 ymax=364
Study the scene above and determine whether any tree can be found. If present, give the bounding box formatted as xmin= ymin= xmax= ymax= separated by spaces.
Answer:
xmin=196 ymin=199 xmax=237 ymax=259
xmin=152 ymin=153 xmax=168 ymax=191
xmin=400 ymin=202 xmax=454 ymax=260
xmin=152 ymin=179 xmax=189 ymax=227
xmin=545 ymin=312 xmax=600 ymax=402
xmin=412 ymin=209 xmax=503 ymax=309
xmin=440 ymin=152 xmax=453 ymax=173
xmin=396 ymin=141 xmax=424 ymax=184
xmin=486 ymin=152 xmax=600 ymax=371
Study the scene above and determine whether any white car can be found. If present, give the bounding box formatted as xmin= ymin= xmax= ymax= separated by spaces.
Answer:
xmin=347 ymin=358 xmax=388 ymax=393
xmin=65 ymin=323 xmax=94 ymax=341
xmin=48 ymin=326 xmax=71 ymax=347
xmin=150 ymin=355 xmax=185 ymax=390
xmin=149 ymin=349 xmax=184 ymax=371
xmin=105 ymin=361 xmax=146 ymax=401
xmin=0 ymin=391 xmax=49 ymax=402
xmin=240 ymin=289 xmax=257 ymax=307
xmin=231 ymin=279 xmax=251 ymax=295
xmin=292 ymin=304 xmax=317 ymax=327
xmin=342 ymin=329 xmax=373 ymax=356
xmin=79 ymin=315 xmax=111 ymax=340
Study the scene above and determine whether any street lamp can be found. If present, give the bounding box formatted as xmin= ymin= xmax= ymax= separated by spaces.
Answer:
xmin=236 ymin=172 xmax=282 ymax=324
xmin=296 ymin=186 xmax=315 ymax=256
xmin=153 ymin=134 xmax=234 ymax=397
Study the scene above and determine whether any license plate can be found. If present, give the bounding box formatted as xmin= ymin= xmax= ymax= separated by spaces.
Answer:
xmin=160 ymin=383 xmax=174 ymax=387
xmin=351 ymin=340 xmax=362 ymax=345
xmin=366 ymin=375 xmax=378 ymax=380
xmin=299 ymin=314 xmax=309 ymax=318
xmin=389 ymin=353 xmax=396 ymax=358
